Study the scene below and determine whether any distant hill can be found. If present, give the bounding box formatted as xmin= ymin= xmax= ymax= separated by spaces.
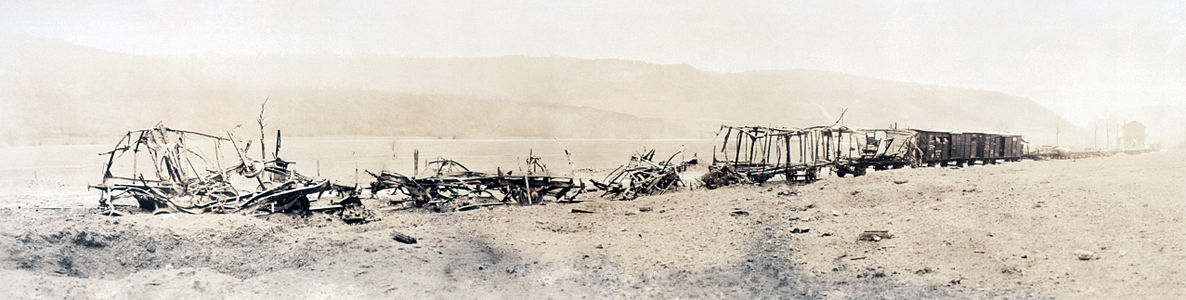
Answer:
xmin=192 ymin=55 xmax=1084 ymax=143
xmin=0 ymin=36 xmax=697 ymax=144
xmin=1 ymin=35 xmax=1086 ymax=146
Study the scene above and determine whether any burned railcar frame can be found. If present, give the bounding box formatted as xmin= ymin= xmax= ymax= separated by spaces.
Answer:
xmin=89 ymin=124 xmax=362 ymax=219
xmin=711 ymin=125 xmax=858 ymax=183
xmin=711 ymin=124 xmax=1029 ymax=183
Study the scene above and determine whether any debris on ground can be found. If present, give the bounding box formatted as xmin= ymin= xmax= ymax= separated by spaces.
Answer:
xmin=392 ymin=231 xmax=418 ymax=244
xmin=590 ymin=149 xmax=691 ymax=200
xmin=368 ymin=156 xmax=585 ymax=212
xmin=699 ymin=164 xmax=750 ymax=189
xmin=777 ymin=190 xmax=799 ymax=196
xmin=858 ymin=230 xmax=893 ymax=241
xmin=89 ymin=123 xmax=371 ymax=222
xmin=791 ymin=227 xmax=811 ymax=233
xmin=1074 ymin=249 xmax=1097 ymax=260
xmin=710 ymin=125 xmax=839 ymax=184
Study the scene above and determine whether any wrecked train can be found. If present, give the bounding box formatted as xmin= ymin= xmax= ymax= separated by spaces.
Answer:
xmin=709 ymin=125 xmax=1028 ymax=183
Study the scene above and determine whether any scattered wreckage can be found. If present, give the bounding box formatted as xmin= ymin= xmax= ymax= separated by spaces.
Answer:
xmin=707 ymin=125 xmax=856 ymax=185
xmin=704 ymin=122 xmax=1043 ymax=189
xmin=590 ymin=149 xmax=694 ymax=200
xmin=368 ymin=155 xmax=586 ymax=212
xmin=89 ymin=117 xmax=1052 ymax=220
xmin=89 ymin=124 xmax=373 ymax=223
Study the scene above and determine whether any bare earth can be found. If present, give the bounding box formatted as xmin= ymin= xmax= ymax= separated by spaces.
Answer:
xmin=1 ymin=151 xmax=1183 ymax=299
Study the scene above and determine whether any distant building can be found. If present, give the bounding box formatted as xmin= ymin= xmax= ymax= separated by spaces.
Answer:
xmin=1122 ymin=121 xmax=1146 ymax=149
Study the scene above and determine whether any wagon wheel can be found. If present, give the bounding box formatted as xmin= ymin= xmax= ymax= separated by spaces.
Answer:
xmin=406 ymin=190 xmax=432 ymax=207
xmin=467 ymin=186 xmax=497 ymax=200
xmin=852 ymin=167 xmax=867 ymax=177
xmin=805 ymin=168 xmax=818 ymax=182
xmin=628 ymin=172 xmax=657 ymax=196
xmin=500 ymin=185 xmax=543 ymax=205
xmin=750 ymin=173 xmax=772 ymax=183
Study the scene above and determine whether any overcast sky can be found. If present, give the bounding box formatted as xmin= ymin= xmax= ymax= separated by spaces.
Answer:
xmin=2 ymin=0 xmax=1184 ymax=126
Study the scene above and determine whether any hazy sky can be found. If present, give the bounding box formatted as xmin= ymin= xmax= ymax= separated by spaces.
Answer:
xmin=2 ymin=0 xmax=1184 ymax=125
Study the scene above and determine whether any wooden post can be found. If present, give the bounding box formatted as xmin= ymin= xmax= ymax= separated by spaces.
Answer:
xmin=836 ymin=129 xmax=842 ymax=160
xmin=257 ymin=99 xmax=268 ymax=161
xmin=413 ymin=149 xmax=420 ymax=177
xmin=524 ymin=175 xmax=532 ymax=205
xmin=763 ymin=135 xmax=772 ymax=164
xmin=823 ymin=130 xmax=830 ymax=161
xmin=785 ymin=134 xmax=792 ymax=167
xmin=812 ymin=131 xmax=818 ymax=163
xmin=274 ymin=129 xmax=282 ymax=159
xmin=734 ymin=129 xmax=742 ymax=165
xmin=798 ymin=134 xmax=804 ymax=165
xmin=748 ymin=136 xmax=756 ymax=164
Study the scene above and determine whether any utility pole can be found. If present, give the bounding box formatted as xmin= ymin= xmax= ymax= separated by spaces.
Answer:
xmin=1119 ymin=119 xmax=1125 ymax=150
xmin=1105 ymin=119 xmax=1111 ymax=150
xmin=1055 ymin=120 xmax=1061 ymax=147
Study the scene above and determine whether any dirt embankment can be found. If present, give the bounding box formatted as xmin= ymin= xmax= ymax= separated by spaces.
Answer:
xmin=2 ymin=152 xmax=1182 ymax=299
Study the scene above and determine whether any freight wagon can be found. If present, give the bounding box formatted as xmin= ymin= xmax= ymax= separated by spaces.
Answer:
xmin=917 ymin=131 xmax=1025 ymax=167
xmin=835 ymin=129 xmax=1026 ymax=177
xmin=712 ymin=124 xmax=1028 ymax=181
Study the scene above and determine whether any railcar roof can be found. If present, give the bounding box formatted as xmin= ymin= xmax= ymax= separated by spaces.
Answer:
xmin=909 ymin=128 xmax=1023 ymax=136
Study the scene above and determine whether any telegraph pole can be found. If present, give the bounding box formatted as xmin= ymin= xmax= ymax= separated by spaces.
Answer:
xmin=1105 ymin=119 xmax=1111 ymax=150
xmin=1055 ymin=120 xmax=1061 ymax=147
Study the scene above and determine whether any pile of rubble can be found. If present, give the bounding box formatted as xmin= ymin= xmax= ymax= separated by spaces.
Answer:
xmin=89 ymin=124 xmax=374 ymax=223
xmin=698 ymin=164 xmax=750 ymax=189
xmin=590 ymin=149 xmax=694 ymax=200
xmin=368 ymin=157 xmax=585 ymax=212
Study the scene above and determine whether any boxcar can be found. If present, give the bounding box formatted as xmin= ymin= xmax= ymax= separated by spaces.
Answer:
xmin=913 ymin=130 xmax=952 ymax=166
xmin=1000 ymin=134 xmax=1024 ymax=161
xmin=925 ymin=131 xmax=1026 ymax=166
xmin=984 ymin=134 xmax=1001 ymax=160
xmin=975 ymin=133 xmax=1025 ymax=163
xmin=950 ymin=132 xmax=979 ymax=163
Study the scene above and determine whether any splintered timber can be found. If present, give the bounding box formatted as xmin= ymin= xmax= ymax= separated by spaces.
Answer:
xmin=88 ymin=119 xmax=1149 ymax=219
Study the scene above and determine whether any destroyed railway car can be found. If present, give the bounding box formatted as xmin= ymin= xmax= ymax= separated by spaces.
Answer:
xmin=831 ymin=128 xmax=919 ymax=177
xmin=591 ymin=149 xmax=690 ymax=200
xmin=367 ymin=158 xmax=585 ymax=211
xmin=914 ymin=130 xmax=953 ymax=164
xmin=710 ymin=124 xmax=1030 ymax=182
xmin=839 ymin=129 xmax=1026 ymax=173
xmin=711 ymin=125 xmax=864 ymax=183
xmin=89 ymin=124 xmax=369 ymax=221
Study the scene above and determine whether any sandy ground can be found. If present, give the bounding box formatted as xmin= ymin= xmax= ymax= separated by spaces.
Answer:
xmin=1 ymin=151 xmax=1183 ymax=299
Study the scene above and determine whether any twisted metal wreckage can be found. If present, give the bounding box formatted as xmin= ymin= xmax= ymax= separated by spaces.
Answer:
xmin=90 ymin=118 xmax=1041 ymax=220
xmin=89 ymin=124 xmax=373 ymax=222
xmin=590 ymin=149 xmax=695 ymax=200
xmin=88 ymin=122 xmax=918 ymax=219
xmin=703 ymin=124 xmax=920 ymax=187
xmin=366 ymin=153 xmax=587 ymax=211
